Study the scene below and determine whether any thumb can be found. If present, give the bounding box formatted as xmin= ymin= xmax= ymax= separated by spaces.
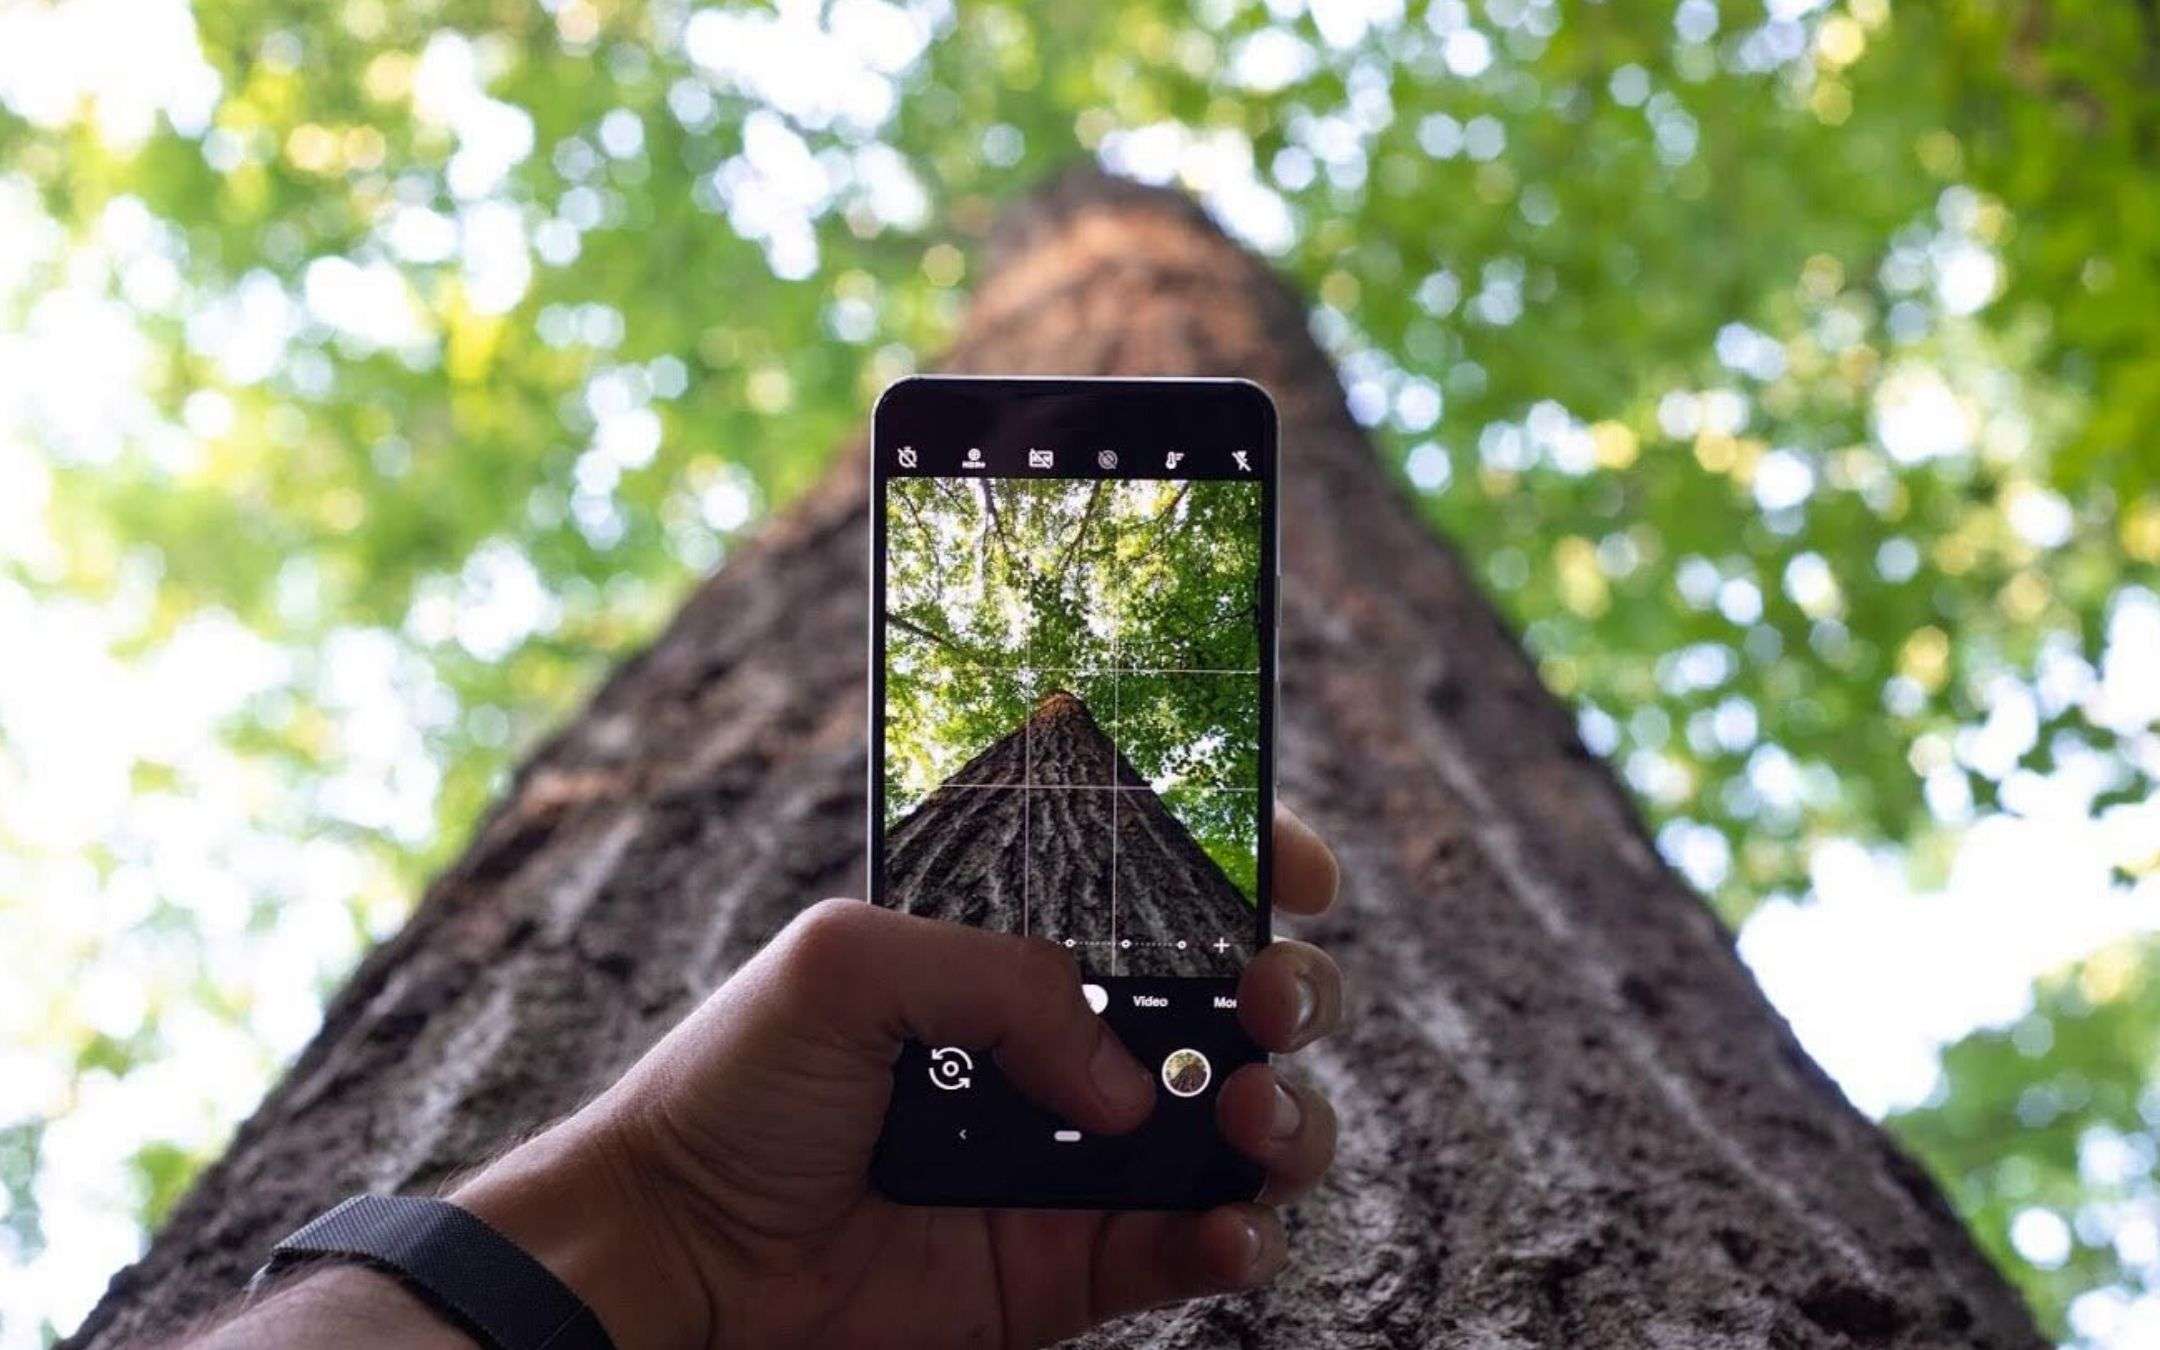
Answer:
xmin=761 ymin=899 xmax=1156 ymax=1134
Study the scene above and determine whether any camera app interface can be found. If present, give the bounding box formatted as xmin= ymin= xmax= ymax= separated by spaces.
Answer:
xmin=874 ymin=425 xmax=1269 ymax=1201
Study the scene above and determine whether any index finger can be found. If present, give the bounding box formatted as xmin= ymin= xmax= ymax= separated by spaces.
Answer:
xmin=1273 ymin=803 xmax=1339 ymax=917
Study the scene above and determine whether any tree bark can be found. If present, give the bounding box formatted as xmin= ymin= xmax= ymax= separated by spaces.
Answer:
xmin=69 ymin=171 xmax=2044 ymax=1349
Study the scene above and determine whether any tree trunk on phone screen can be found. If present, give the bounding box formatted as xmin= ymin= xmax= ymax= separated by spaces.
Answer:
xmin=886 ymin=690 xmax=1255 ymax=977
xmin=68 ymin=171 xmax=2043 ymax=1349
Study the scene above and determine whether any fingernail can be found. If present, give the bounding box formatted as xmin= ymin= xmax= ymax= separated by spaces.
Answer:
xmin=1269 ymin=1081 xmax=1303 ymax=1140
xmin=1233 ymin=1213 xmax=1266 ymax=1280
xmin=1293 ymin=973 xmax=1319 ymax=1037
xmin=1090 ymin=1031 xmax=1150 ymax=1112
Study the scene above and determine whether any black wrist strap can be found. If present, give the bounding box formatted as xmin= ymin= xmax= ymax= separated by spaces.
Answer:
xmin=249 ymin=1195 xmax=615 ymax=1350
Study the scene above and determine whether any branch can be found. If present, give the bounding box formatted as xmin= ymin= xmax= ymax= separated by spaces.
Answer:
xmin=972 ymin=480 xmax=997 ymax=597
xmin=896 ymin=487 xmax=933 ymax=545
xmin=886 ymin=611 xmax=967 ymax=652
xmin=1142 ymin=482 xmax=1191 ymax=549
xmin=1054 ymin=481 xmax=1106 ymax=579
xmin=977 ymin=478 xmax=1010 ymax=550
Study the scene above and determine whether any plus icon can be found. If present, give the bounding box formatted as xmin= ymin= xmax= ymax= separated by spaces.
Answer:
xmin=1212 ymin=937 xmax=1232 ymax=954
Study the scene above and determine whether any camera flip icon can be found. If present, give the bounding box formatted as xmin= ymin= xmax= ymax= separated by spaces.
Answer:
xmin=927 ymin=1046 xmax=974 ymax=1091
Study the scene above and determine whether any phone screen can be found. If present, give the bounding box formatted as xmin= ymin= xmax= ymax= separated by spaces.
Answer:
xmin=869 ymin=376 xmax=1276 ymax=1209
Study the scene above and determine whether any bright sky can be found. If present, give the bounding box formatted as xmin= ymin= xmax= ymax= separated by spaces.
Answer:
xmin=2 ymin=3 xmax=2158 ymax=1348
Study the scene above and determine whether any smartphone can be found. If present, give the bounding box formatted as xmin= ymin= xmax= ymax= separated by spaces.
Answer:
xmin=867 ymin=376 xmax=1278 ymax=1210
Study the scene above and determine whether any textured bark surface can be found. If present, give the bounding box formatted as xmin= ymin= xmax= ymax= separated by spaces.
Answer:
xmin=884 ymin=690 xmax=1256 ymax=977
xmin=71 ymin=171 xmax=2044 ymax=1349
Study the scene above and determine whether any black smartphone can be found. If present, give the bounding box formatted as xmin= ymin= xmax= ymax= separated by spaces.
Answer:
xmin=867 ymin=375 xmax=1278 ymax=1210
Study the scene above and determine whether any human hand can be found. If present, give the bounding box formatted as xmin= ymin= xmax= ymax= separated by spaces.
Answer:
xmin=454 ymin=804 xmax=1344 ymax=1350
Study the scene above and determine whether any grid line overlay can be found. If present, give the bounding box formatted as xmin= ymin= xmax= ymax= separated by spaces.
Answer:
xmin=885 ymin=478 xmax=1261 ymax=976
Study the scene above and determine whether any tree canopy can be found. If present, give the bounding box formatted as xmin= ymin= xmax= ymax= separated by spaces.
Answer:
xmin=1 ymin=0 xmax=2157 ymax=1342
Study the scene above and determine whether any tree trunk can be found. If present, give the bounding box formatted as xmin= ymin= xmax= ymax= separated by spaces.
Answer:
xmin=886 ymin=690 xmax=1256 ymax=977
xmin=69 ymin=171 xmax=2044 ymax=1349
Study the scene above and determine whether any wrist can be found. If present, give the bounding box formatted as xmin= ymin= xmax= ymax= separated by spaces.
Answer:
xmin=450 ymin=1114 xmax=714 ymax=1350
xmin=199 ymin=1263 xmax=475 ymax=1349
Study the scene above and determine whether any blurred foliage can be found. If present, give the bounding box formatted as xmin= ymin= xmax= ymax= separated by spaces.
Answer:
xmin=0 ymin=1124 xmax=43 ymax=1259
xmin=1895 ymin=934 xmax=2160 ymax=1337
xmin=1 ymin=0 xmax=2157 ymax=1340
